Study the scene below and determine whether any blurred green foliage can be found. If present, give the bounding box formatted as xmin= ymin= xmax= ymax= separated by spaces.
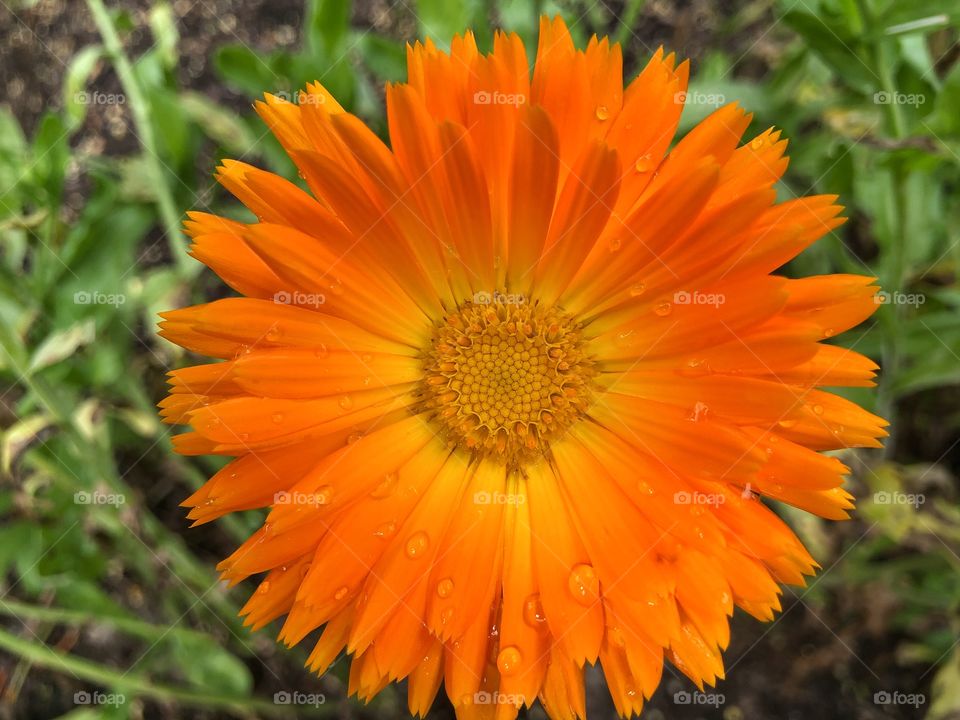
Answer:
xmin=0 ymin=0 xmax=958 ymax=717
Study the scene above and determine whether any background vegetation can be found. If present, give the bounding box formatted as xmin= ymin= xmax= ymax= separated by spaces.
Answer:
xmin=0 ymin=0 xmax=958 ymax=718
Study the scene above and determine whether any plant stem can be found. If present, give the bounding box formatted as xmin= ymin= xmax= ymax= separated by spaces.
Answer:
xmin=0 ymin=599 xmax=214 ymax=644
xmin=85 ymin=0 xmax=189 ymax=274
xmin=860 ymin=0 xmax=907 ymax=456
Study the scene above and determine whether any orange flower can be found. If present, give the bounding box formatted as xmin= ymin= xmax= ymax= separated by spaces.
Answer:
xmin=159 ymin=16 xmax=887 ymax=719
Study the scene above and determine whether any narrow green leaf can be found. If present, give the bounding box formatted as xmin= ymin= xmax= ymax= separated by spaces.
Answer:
xmin=29 ymin=319 xmax=97 ymax=373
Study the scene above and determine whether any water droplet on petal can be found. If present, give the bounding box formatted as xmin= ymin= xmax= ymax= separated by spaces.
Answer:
xmin=334 ymin=586 xmax=348 ymax=600
xmin=813 ymin=404 xmax=824 ymax=415
xmin=497 ymin=645 xmax=522 ymax=675
xmin=614 ymin=330 xmax=636 ymax=348
xmin=688 ymin=401 xmax=709 ymax=422
xmin=608 ymin=237 xmax=622 ymax=252
xmin=595 ymin=105 xmax=610 ymax=121
xmin=751 ymin=136 xmax=765 ymax=150
xmin=437 ymin=577 xmax=454 ymax=598
xmin=339 ymin=395 xmax=354 ymax=411
xmin=405 ymin=531 xmax=429 ymax=558
xmin=635 ymin=155 xmax=653 ymax=173
xmin=523 ymin=594 xmax=546 ymax=627
xmin=654 ymin=301 xmax=672 ymax=317
xmin=265 ymin=327 xmax=281 ymax=342
xmin=568 ymin=564 xmax=599 ymax=605
xmin=608 ymin=626 xmax=626 ymax=647
xmin=258 ymin=581 xmax=271 ymax=594
xmin=371 ymin=472 xmax=398 ymax=498
xmin=314 ymin=344 xmax=329 ymax=359
xmin=628 ymin=282 xmax=646 ymax=297
xmin=314 ymin=485 xmax=332 ymax=505
xmin=374 ymin=521 xmax=396 ymax=538
xmin=271 ymin=413 xmax=283 ymax=424
xmin=678 ymin=358 xmax=709 ymax=378
xmin=440 ymin=607 xmax=454 ymax=625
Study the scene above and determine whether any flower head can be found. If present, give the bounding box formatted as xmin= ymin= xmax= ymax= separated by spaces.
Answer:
xmin=160 ymin=16 xmax=887 ymax=719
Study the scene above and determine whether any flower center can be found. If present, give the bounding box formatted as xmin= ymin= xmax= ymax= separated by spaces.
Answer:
xmin=420 ymin=296 xmax=594 ymax=466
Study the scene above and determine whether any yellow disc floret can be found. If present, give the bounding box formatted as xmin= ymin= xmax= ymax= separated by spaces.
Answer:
xmin=420 ymin=296 xmax=595 ymax=466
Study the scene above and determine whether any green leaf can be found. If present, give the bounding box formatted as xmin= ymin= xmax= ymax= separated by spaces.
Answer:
xmin=357 ymin=34 xmax=408 ymax=83
xmin=31 ymin=113 xmax=70 ymax=205
xmin=932 ymin=62 xmax=960 ymax=135
xmin=177 ymin=91 xmax=258 ymax=155
xmin=29 ymin=319 xmax=97 ymax=373
xmin=497 ymin=0 xmax=540 ymax=48
xmin=0 ymin=108 xmax=27 ymax=220
xmin=306 ymin=0 xmax=350 ymax=56
xmin=0 ymin=106 xmax=27 ymax=160
xmin=881 ymin=2 xmax=959 ymax=32
xmin=214 ymin=45 xmax=279 ymax=97
xmin=929 ymin=648 xmax=960 ymax=720
xmin=173 ymin=636 xmax=254 ymax=695
xmin=0 ymin=521 xmax=44 ymax=579
xmin=148 ymin=2 xmax=179 ymax=70
xmin=64 ymin=45 xmax=105 ymax=130
xmin=1 ymin=413 xmax=54 ymax=473
xmin=783 ymin=10 xmax=879 ymax=93
xmin=147 ymin=88 xmax=193 ymax=172
xmin=414 ymin=0 xmax=482 ymax=47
